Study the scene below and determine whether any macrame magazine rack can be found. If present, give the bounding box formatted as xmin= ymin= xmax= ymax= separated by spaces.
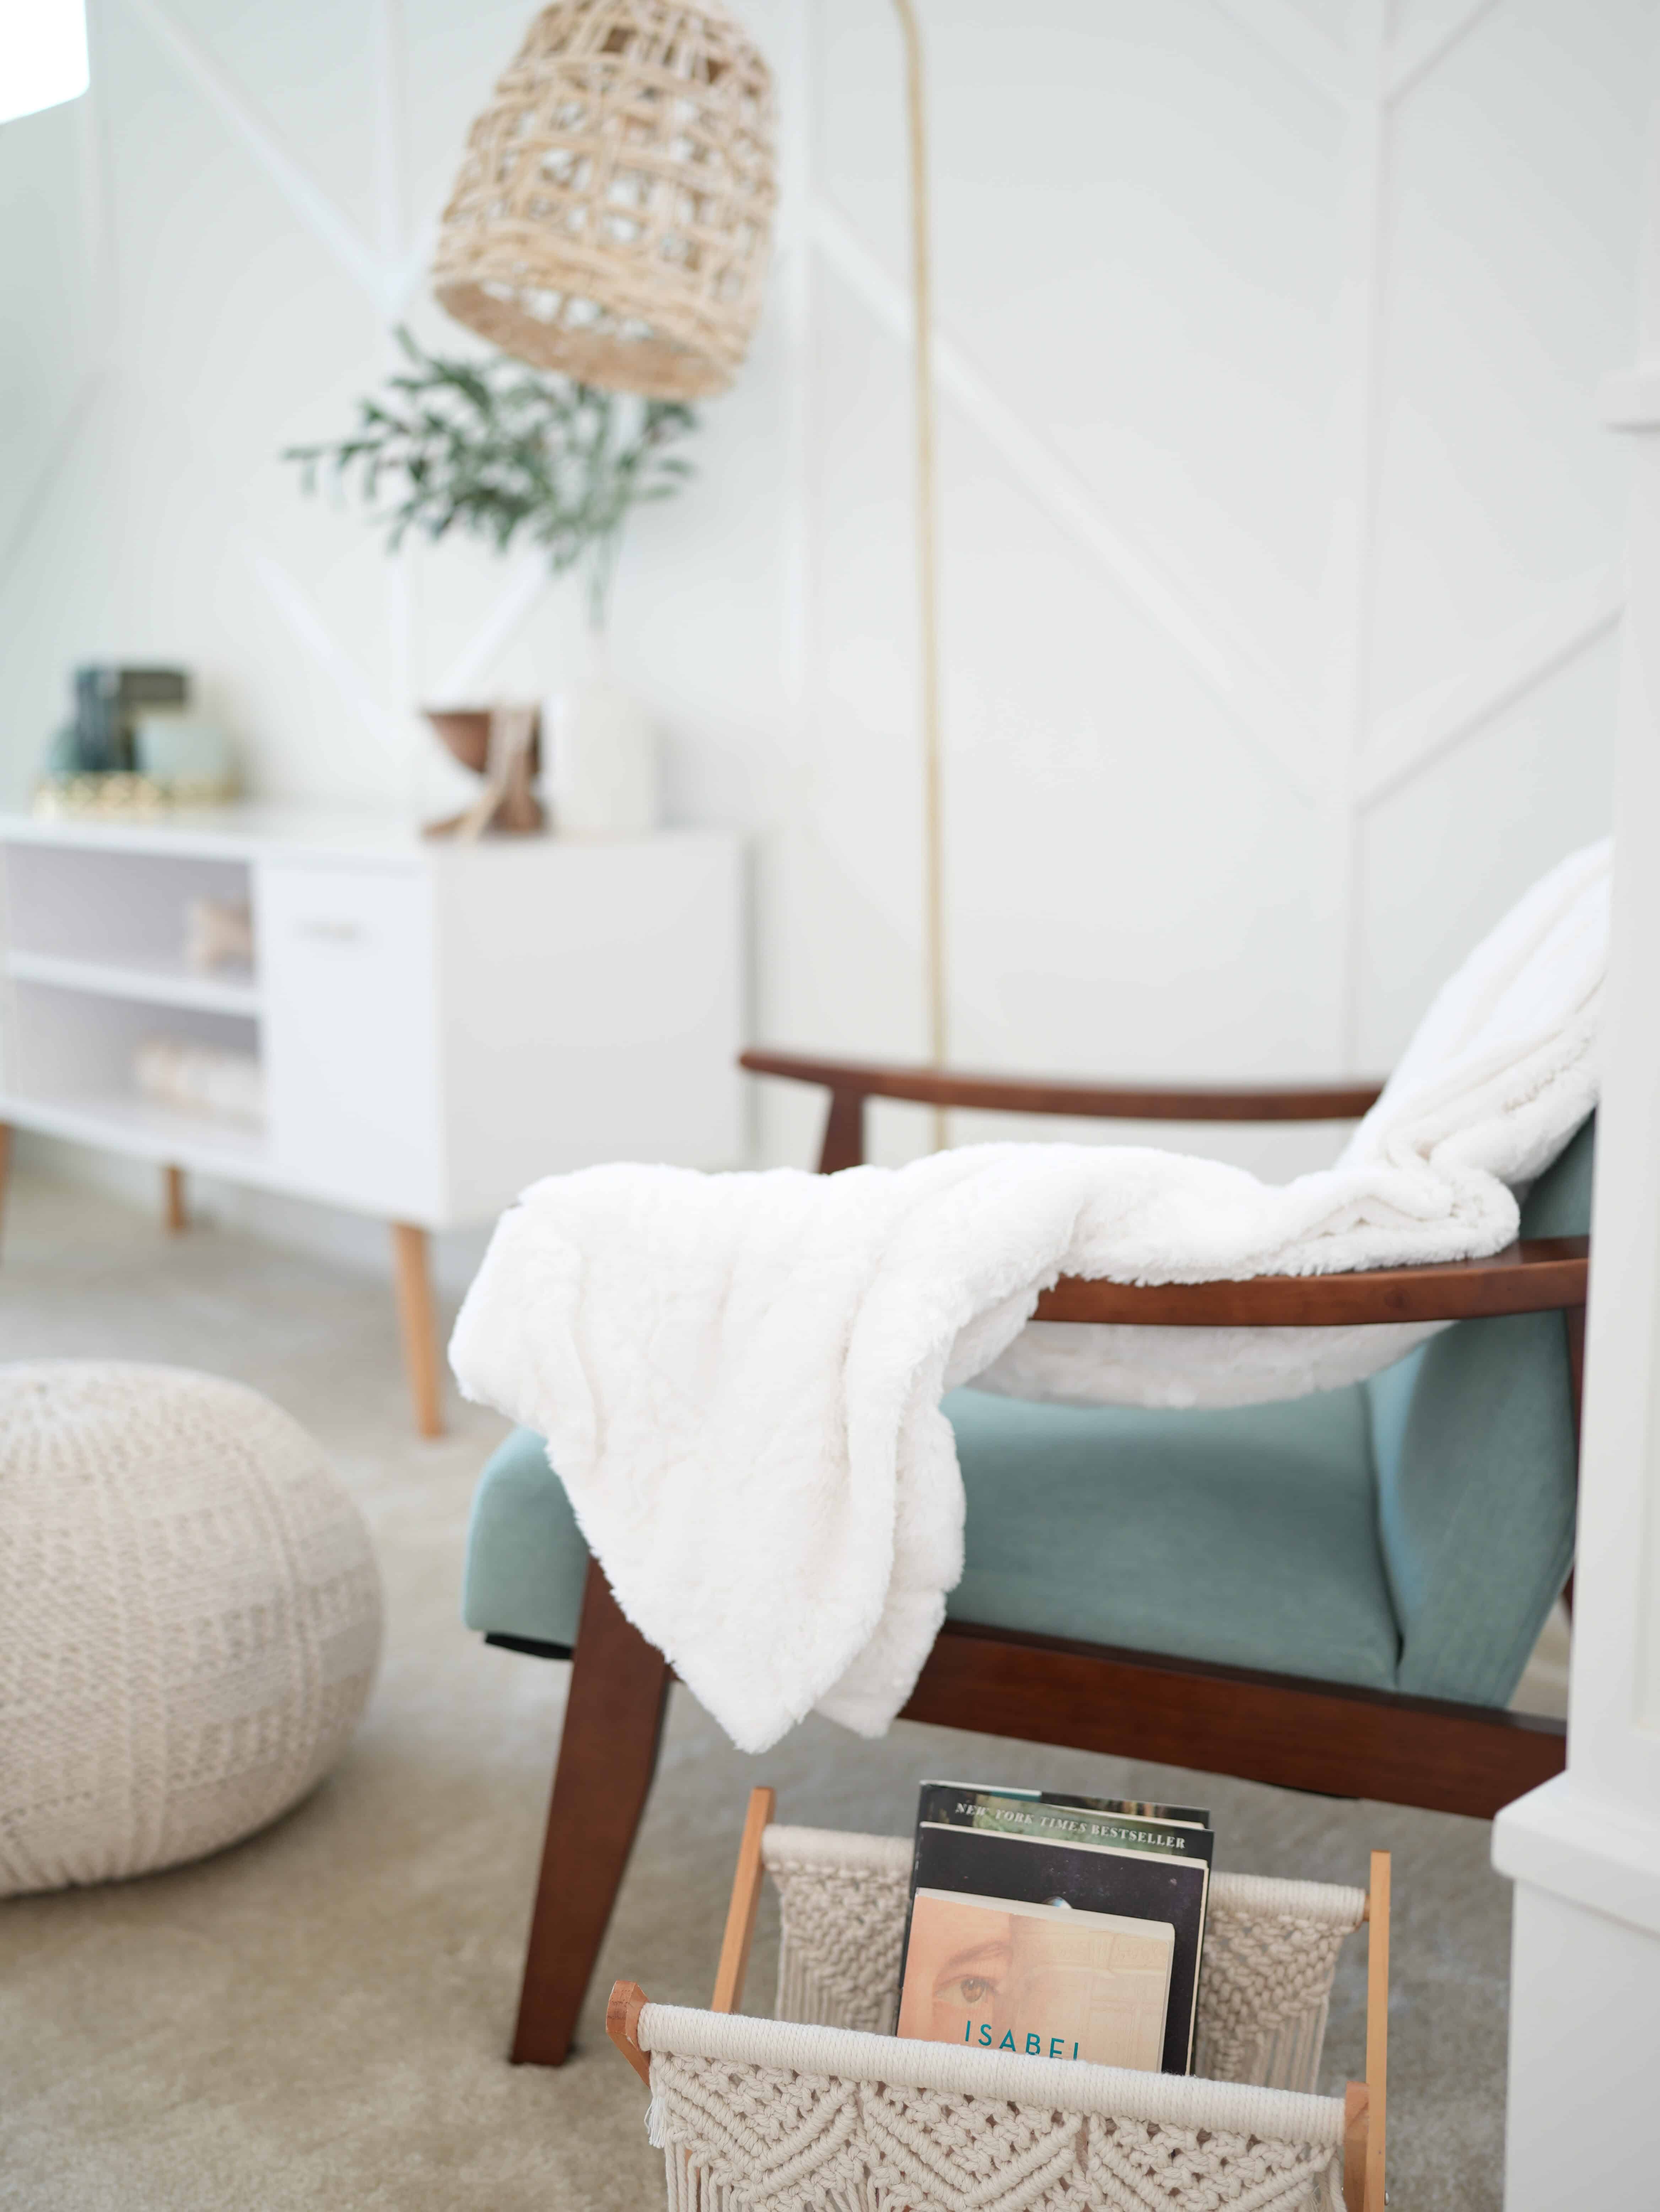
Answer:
xmin=610 ymin=1788 xmax=1391 ymax=2212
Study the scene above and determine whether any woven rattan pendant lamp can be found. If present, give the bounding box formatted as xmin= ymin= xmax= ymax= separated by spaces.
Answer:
xmin=432 ymin=0 xmax=777 ymax=402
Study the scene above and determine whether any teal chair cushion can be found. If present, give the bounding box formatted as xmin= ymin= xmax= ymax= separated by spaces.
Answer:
xmin=945 ymin=1384 xmax=1399 ymax=1687
xmin=464 ymin=1386 xmax=1400 ymax=1690
xmin=464 ymin=1119 xmax=1590 ymax=1705
xmin=464 ymin=1427 xmax=591 ymax=1654
xmin=1363 ymin=1117 xmax=1591 ymax=1705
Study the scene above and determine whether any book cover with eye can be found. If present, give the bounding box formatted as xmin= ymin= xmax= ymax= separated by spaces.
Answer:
xmin=895 ymin=1889 xmax=1175 ymax=2073
xmin=895 ymin=1820 xmax=1210 ymax=2073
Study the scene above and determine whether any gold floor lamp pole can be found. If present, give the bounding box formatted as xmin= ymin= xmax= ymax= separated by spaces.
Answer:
xmin=893 ymin=0 xmax=949 ymax=1152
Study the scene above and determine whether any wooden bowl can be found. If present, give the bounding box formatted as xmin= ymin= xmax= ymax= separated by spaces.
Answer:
xmin=422 ymin=707 xmax=541 ymax=777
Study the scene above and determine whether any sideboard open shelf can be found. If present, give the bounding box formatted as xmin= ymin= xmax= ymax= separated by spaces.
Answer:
xmin=0 ymin=807 xmax=744 ymax=1434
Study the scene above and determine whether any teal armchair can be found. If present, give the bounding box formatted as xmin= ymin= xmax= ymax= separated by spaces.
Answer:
xmin=464 ymin=1053 xmax=1591 ymax=2065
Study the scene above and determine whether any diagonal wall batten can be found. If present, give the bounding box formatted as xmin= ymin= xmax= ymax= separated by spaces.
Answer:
xmin=438 ymin=558 xmax=551 ymax=705
xmin=810 ymin=198 xmax=1323 ymax=803
xmin=1360 ymin=574 xmax=1623 ymax=811
xmin=1386 ymin=0 xmax=1505 ymax=107
xmin=1206 ymin=0 xmax=1354 ymax=108
xmin=248 ymin=544 xmax=410 ymax=760
xmin=121 ymin=0 xmax=389 ymax=310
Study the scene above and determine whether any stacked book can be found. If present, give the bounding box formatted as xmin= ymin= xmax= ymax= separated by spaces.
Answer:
xmin=894 ymin=1781 xmax=1213 ymax=2074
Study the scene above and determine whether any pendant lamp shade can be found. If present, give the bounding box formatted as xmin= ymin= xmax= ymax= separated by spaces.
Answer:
xmin=432 ymin=0 xmax=777 ymax=401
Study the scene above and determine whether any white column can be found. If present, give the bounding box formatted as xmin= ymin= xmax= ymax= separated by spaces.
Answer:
xmin=1492 ymin=105 xmax=1660 ymax=2203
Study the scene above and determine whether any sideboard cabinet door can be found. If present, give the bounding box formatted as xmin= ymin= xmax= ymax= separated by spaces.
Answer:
xmin=258 ymin=862 xmax=444 ymax=1221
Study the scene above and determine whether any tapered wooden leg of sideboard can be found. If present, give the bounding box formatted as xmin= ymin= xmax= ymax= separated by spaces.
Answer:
xmin=163 ymin=1164 xmax=187 ymax=1234
xmin=390 ymin=1221 xmax=444 ymax=1438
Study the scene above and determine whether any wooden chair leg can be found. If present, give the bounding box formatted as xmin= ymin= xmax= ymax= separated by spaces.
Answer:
xmin=389 ymin=1221 xmax=444 ymax=1438
xmin=511 ymin=1558 xmax=673 ymax=2067
xmin=163 ymin=1163 xmax=187 ymax=1234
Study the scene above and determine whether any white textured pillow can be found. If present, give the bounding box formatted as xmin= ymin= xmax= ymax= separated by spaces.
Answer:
xmin=0 ymin=1362 xmax=382 ymax=1896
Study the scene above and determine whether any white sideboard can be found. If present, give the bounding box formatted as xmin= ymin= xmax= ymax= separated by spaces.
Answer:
xmin=0 ymin=806 xmax=744 ymax=1432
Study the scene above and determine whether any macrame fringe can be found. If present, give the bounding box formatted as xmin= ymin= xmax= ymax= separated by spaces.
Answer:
xmin=666 ymin=2151 xmax=904 ymax=2212
xmin=1252 ymin=1999 xmax=1329 ymax=2095
xmin=775 ymin=1943 xmax=896 ymax=2035
xmin=654 ymin=2121 xmax=1337 ymax=2212
xmin=775 ymin=1939 xmax=810 ymax=2027
xmin=776 ymin=1946 xmax=860 ymax=2030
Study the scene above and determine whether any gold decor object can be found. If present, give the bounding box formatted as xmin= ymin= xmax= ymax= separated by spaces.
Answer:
xmin=432 ymin=0 xmax=777 ymax=402
xmin=32 ymin=773 xmax=237 ymax=818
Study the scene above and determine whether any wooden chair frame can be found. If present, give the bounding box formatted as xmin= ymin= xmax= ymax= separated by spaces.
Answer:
xmin=500 ymin=1051 xmax=1586 ymax=2067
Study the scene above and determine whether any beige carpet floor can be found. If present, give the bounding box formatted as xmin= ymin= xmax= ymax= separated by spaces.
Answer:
xmin=0 ymin=1169 xmax=1544 ymax=2209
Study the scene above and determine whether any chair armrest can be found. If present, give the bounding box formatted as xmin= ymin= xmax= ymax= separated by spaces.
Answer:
xmin=739 ymin=1048 xmax=1384 ymax=1122
xmin=1031 ymin=1238 xmax=1590 ymax=1328
xmin=740 ymin=1048 xmax=1385 ymax=1171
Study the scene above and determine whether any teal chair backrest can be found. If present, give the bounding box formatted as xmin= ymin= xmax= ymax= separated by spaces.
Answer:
xmin=1364 ymin=1118 xmax=1594 ymax=1706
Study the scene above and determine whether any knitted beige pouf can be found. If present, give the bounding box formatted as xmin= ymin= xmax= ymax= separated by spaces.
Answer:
xmin=0 ymin=1363 xmax=383 ymax=1897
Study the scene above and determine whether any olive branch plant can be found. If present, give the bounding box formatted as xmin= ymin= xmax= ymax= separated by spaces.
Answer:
xmin=286 ymin=327 xmax=697 ymax=633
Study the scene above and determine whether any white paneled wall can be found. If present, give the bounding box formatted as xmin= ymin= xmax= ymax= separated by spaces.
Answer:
xmin=0 ymin=0 xmax=1650 ymax=1217
xmin=793 ymin=0 xmax=1645 ymax=1171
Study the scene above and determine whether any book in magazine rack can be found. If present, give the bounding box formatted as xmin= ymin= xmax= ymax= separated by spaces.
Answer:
xmin=609 ymin=1788 xmax=1392 ymax=2212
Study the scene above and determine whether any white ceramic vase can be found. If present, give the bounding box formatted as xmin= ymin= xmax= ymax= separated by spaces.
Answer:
xmin=546 ymin=649 xmax=658 ymax=839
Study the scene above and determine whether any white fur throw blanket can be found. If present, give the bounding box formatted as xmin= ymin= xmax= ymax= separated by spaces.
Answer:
xmin=452 ymin=842 xmax=1607 ymax=1754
